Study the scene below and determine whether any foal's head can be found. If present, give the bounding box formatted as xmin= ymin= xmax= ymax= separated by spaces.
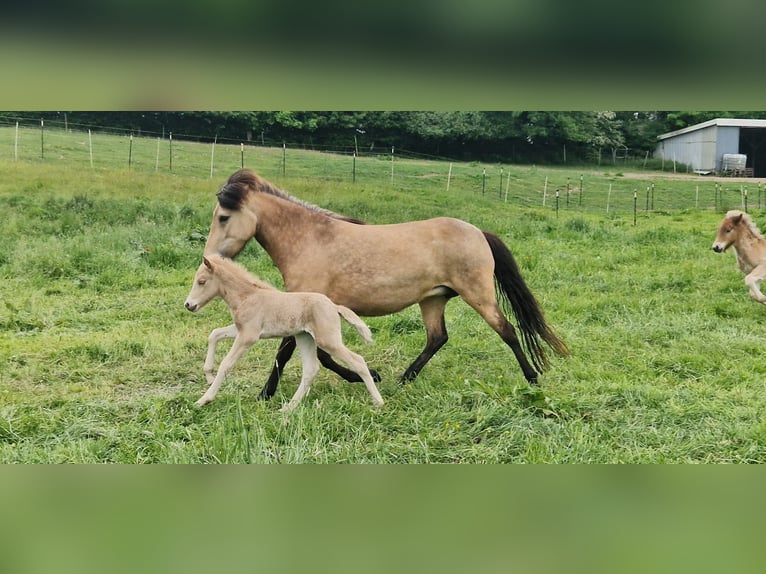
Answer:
xmin=204 ymin=169 xmax=260 ymax=258
xmin=712 ymin=210 xmax=762 ymax=253
xmin=184 ymin=256 xmax=223 ymax=313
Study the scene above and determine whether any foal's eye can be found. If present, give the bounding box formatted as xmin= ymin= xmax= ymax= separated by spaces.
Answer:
xmin=219 ymin=215 xmax=230 ymax=224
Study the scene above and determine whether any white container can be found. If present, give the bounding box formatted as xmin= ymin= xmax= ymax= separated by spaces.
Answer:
xmin=722 ymin=153 xmax=747 ymax=171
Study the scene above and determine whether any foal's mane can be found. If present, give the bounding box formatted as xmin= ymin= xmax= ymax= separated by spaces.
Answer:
xmin=217 ymin=168 xmax=365 ymax=224
xmin=729 ymin=210 xmax=764 ymax=239
xmin=212 ymin=255 xmax=277 ymax=291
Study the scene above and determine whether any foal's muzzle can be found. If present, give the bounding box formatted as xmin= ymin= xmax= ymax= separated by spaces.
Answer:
xmin=712 ymin=244 xmax=725 ymax=253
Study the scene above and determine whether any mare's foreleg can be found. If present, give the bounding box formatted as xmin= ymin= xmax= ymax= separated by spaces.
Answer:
xmin=317 ymin=349 xmax=382 ymax=383
xmin=204 ymin=324 xmax=238 ymax=386
xmin=260 ymin=336 xmax=297 ymax=400
xmin=196 ymin=334 xmax=255 ymax=406
xmin=280 ymin=333 xmax=321 ymax=413
xmin=400 ymin=297 xmax=449 ymax=383
xmin=745 ymin=265 xmax=766 ymax=304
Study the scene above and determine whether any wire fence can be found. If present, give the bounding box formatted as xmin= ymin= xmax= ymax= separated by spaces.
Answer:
xmin=1 ymin=118 xmax=764 ymax=219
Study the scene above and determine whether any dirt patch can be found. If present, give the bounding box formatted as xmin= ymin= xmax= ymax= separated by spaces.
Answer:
xmin=618 ymin=171 xmax=766 ymax=184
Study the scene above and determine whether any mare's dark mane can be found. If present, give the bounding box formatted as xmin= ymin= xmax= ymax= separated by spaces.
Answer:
xmin=217 ymin=168 xmax=365 ymax=225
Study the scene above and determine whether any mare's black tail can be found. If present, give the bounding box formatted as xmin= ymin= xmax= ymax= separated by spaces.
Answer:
xmin=483 ymin=231 xmax=569 ymax=373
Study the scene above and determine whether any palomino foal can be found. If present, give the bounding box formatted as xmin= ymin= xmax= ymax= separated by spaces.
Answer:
xmin=712 ymin=210 xmax=766 ymax=304
xmin=184 ymin=254 xmax=383 ymax=411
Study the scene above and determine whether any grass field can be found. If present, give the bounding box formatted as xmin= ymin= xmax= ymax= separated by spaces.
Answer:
xmin=2 ymin=127 xmax=766 ymax=463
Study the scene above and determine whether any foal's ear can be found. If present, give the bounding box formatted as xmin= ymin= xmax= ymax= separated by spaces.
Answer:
xmin=732 ymin=212 xmax=743 ymax=224
xmin=203 ymin=256 xmax=214 ymax=271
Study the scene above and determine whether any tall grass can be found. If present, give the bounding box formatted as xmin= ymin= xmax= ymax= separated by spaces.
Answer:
xmin=2 ymin=136 xmax=766 ymax=462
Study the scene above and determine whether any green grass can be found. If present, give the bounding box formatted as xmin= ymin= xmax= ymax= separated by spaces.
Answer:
xmin=2 ymin=130 xmax=766 ymax=463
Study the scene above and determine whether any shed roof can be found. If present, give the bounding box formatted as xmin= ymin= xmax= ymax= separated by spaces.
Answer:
xmin=657 ymin=118 xmax=766 ymax=141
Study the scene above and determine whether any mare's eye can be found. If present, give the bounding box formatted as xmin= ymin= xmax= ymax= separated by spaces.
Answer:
xmin=197 ymin=279 xmax=206 ymax=286
xmin=219 ymin=215 xmax=230 ymax=224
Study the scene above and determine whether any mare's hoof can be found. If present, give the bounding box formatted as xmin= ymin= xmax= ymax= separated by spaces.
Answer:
xmin=398 ymin=369 xmax=419 ymax=385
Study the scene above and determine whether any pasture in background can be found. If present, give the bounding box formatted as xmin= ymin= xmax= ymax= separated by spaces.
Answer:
xmin=2 ymin=133 xmax=766 ymax=462
xmin=1 ymin=121 xmax=764 ymax=217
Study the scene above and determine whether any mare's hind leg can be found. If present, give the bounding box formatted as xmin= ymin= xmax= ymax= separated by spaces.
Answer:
xmin=461 ymin=285 xmax=539 ymax=384
xmin=401 ymin=296 xmax=450 ymax=383
xmin=317 ymin=350 xmax=382 ymax=383
xmin=279 ymin=333 xmax=321 ymax=413
xmin=745 ymin=265 xmax=766 ymax=304
xmin=260 ymin=336 xmax=296 ymax=400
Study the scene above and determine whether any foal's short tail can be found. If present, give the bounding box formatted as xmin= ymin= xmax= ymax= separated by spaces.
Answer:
xmin=336 ymin=305 xmax=374 ymax=344
xmin=483 ymin=231 xmax=569 ymax=373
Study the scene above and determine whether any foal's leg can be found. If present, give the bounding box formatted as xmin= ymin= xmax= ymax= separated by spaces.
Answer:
xmin=196 ymin=334 xmax=256 ymax=406
xmin=262 ymin=337 xmax=372 ymax=401
xmin=745 ymin=265 xmax=766 ymax=304
xmin=260 ymin=336 xmax=296 ymax=400
xmin=279 ymin=333 xmax=321 ymax=413
xmin=327 ymin=344 xmax=384 ymax=407
xmin=204 ymin=324 xmax=238 ymax=386
xmin=315 ymin=328 xmax=384 ymax=407
xmin=401 ymin=296 xmax=450 ymax=383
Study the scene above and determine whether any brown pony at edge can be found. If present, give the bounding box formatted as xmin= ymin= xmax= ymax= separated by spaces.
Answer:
xmin=204 ymin=168 xmax=568 ymax=400
xmin=712 ymin=209 xmax=766 ymax=304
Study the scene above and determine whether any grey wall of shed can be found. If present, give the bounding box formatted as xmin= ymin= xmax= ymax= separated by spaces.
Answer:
xmin=655 ymin=125 xmax=742 ymax=172
xmin=715 ymin=126 xmax=741 ymax=170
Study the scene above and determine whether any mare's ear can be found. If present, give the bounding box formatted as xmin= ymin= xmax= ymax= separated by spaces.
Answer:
xmin=203 ymin=256 xmax=214 ymax=271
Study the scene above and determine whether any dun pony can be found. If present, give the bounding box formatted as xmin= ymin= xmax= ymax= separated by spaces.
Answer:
xmin=712 ymin=209 xmax=766 ymax=304
xmin=184 ymin=254 xmax=383 ymax=411
xmin=204 ymin=168 xmax=568 ymax=400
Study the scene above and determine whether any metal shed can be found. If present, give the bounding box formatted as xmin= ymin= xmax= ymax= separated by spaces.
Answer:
xmin=655 ymin=118 xmax=766 ymax=177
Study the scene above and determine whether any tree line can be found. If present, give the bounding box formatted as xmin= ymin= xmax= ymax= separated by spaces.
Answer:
xmin=4 ymin=111 xmax=766 ymax=164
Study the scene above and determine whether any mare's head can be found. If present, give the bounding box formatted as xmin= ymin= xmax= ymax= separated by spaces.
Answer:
xmin=204 ymin=169 xmax=260 ymax=258
xmin=184 ymin=255 xmax=224 ymax=312
xmin=712 ymin=210 xmax=759 ymax=253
